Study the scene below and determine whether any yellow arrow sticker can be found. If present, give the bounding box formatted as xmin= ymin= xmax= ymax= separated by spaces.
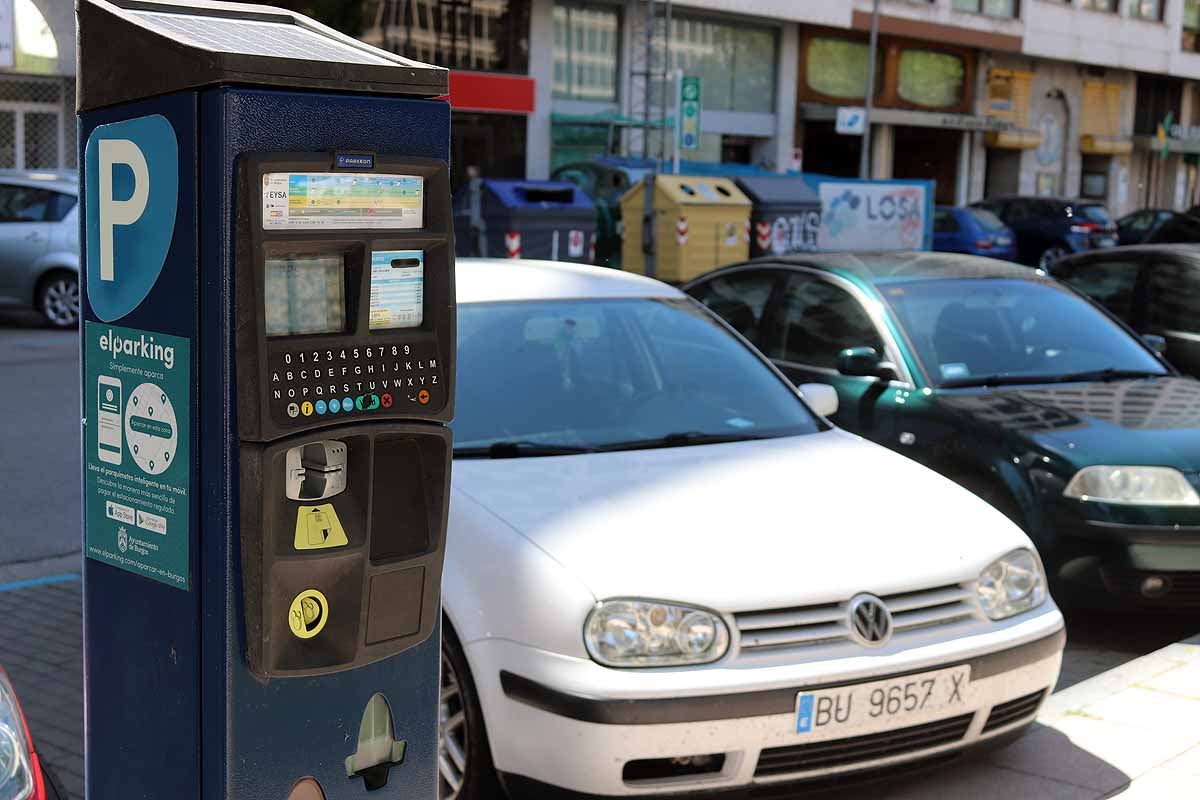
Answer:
xmin=288 ymin=588 xmax=329 ymax=639
xmin=294 ymin=504 xmax=349 ymax=551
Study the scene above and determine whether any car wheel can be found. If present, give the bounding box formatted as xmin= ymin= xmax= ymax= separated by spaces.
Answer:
xmin=440 ymin=623 xmax=503 ymax=800
xmin=37 ymin=271 xmax=80 ymax=328
xmin=1037 ymin=246 xmax=1068 ymax=270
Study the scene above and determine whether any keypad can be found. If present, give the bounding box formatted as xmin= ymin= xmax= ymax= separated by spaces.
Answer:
xmin=268 ymin=341 xmax=444 ymax=426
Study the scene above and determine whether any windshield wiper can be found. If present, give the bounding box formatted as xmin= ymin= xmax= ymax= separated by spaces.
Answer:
xmin=595 ymin=431 xmax=767 ymax=452
xmin=454 ymin=441 xmax=596 ymax=459
xmin=1049 ymin=368 xmax=1166 ymax=383
xmin=940 ymin=368 xmax=1166 ymax=389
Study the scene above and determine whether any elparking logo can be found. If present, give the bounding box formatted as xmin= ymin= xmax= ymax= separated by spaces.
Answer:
xmin=84 ymin=114 xmax=179 ymax=322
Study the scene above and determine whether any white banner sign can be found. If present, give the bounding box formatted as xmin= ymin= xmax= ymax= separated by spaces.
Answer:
xmin=817 ymin=181 xmax=931 ymax=252
xmin=0 ymin=0 xmax=13 ymax=69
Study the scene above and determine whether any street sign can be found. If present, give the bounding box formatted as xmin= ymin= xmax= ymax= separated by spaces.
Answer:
xmin=679 ymin=75 xmax=701 ymax=151
xmin=836 ymin=106 xmax=866 ymax=136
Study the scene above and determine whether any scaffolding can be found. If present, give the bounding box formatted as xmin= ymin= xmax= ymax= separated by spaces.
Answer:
xmin=626 ymin=0 xmax=673 ymax=163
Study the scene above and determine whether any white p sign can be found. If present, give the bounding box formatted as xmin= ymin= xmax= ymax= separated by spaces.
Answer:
xmin=98 ymin=139 xmax=150 ymax=282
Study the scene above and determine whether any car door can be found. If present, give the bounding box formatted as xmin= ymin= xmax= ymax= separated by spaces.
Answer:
xmin=0 ymin=183 xmax=54 ymax=303
xmin=1050 ymin=253 xmax=1144 ymax=328
xmin=686 ymin=267 xmax=782 ymax=349
xmin=757 ymin=270 xmax=907 ymax=439
xmin=932 ymin=209 xmax=962 ymax=253
xmin=1143 ymin=255 xmax=1200 ymax=377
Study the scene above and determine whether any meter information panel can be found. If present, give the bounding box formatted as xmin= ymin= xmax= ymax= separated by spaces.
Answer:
xmin=262 ymin=172 xmax=424 ymax=229
xmin=369 ymin=249 xmax=423 ymax=330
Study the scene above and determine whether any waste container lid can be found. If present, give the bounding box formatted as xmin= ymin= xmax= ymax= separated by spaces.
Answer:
xmin=734 ymin=176 xmax=821 ymax=207
xmin=651 ymin=176 xmax=751 ymax=207
xmin=78 ymin=0 xmax=448 ymax=113
xmin=482 ymin=180 xmax=595 ymax=210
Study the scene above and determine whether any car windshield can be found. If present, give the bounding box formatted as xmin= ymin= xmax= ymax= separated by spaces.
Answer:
xmin=453 ymin=298 xmax=820 ymax=455
xmin=968 ymin=208 xmax=1006 ymax=231
xmin=880 ymin=278 xmax=1168 ymax=388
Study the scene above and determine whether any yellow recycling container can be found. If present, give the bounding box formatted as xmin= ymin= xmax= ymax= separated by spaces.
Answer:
xmin=620 ymin=175 xmax=752 ymax=283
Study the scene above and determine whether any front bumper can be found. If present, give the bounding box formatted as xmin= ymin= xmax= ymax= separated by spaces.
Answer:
xmin=1050 ymin=517 xmax=1200 ymax=608
xmin=468 ymin=613 xmax=1064 ymax=797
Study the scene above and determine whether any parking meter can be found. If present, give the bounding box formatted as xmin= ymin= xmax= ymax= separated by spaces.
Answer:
xmin=77 ymin=2 xmax=454 ymax=797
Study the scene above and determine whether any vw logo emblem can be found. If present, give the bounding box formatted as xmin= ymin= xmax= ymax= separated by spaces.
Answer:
xmin=848 ymin=594 xmax=893 ymax=647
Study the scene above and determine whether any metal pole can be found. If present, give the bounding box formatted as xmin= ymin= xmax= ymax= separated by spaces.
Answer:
xmin=858 ymin=0 xmax=881 ymax=180
xmin=641 ymin=0 xmax=655 ymax=160
xmin=658 ymin=0 xmax=672 ymax=164
xmin=672 ymin=68 xmax=682 ymax=175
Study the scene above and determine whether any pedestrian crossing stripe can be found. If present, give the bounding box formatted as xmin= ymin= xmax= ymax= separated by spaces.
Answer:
xmin=293 ymin=503 xmax=349 ymax=551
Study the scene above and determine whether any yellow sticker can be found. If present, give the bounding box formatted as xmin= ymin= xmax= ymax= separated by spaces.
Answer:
xmin=294 ymin=504 xmax=349 ymax=551
xmin=288 ymin=589 xmax=329 ymax=639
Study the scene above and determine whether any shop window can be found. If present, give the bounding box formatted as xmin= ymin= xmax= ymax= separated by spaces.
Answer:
xmin=806 ymin=37 xmax=871 ymax=100
xmin=1186 ymin=0 xmax=1200 ymax=51
xmin=450 ymin=112 xmax=527 ymax=191
xmin=897 ymin=50 xmax=965 ymax=109
xmin=654 ymin=17 xmax=776 ymax=114
xmin=1129 ymin=0 xmax=1163 ymax=21
xmin=951 ymin=0 xmax=1017 ymax=17
xmin=1079 ymin=0 xmax=1117 ymax=11
xmin=1081 ymin=171 xmax=1108 ymax=199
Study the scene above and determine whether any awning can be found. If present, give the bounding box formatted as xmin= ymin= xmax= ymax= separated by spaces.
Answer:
xmin=1132 ymin=134 xmax=1200 ymax=156
xmin=985 ymin=129 xmax=1042 ymax=150
xmin=1080 ymin=134 xmax=1133 ymax=155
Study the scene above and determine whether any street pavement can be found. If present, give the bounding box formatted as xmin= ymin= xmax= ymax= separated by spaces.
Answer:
xmin=0 ymin=318 xmax=1196 ymax=798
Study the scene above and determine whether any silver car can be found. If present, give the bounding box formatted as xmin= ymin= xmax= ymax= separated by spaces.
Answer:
xmin=0 ymin=170 xmax=80 ymax=328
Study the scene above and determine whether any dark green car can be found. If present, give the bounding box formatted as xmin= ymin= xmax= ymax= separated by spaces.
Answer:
xmin=685 ymin=252 xmax=1200 ymax=609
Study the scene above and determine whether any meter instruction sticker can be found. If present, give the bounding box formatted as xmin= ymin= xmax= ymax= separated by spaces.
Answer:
xmin=369 ymin=249 xmax=424 ymax=330
xmin=85 ymin=321 xmax=190 ymax=590
xmin=262 ymin=172 xmax=423 ymax=230
xmin=294 ymin=504 xmax=349 ymax=551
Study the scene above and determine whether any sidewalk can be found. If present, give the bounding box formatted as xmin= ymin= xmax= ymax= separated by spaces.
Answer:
xmin=879 ymin=633 xmax=1200 ymax=799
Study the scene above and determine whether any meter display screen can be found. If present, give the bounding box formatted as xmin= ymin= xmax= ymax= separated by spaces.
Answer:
xmin=369 ymin=250 xmax=424 ymax=330
xmin=262 ymin=172 xmax=424 ymax=230
xmin=264 ymin=254 xmax=346 ymax=336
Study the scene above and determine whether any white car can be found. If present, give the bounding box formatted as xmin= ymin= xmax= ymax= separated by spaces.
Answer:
xmin=440 ymin=259 xmax=1065 ymax=799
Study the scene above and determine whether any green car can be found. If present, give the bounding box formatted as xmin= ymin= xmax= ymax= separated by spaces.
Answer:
xmin=685 ymin=252 xmax=1200 ymax=609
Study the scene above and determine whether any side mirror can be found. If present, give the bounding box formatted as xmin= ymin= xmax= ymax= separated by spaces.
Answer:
xmin=1143 ymin=334 xmax=1167 ymax=355
xmin=837 ymin=346 xmax=899 ymax=381
xmin=799 ymin=383 xmax=839 ymax=418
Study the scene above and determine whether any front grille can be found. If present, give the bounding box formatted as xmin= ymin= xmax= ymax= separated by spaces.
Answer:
xmin=754 ymin=713 xmax=973 ymax=776
xmin=1101 ymin=569 xmax=1200 ymax=606
xmin=735 ymin=584 xmax=979 ymax=656
xmin=982 ymin=689 xmax=1046 ymax=733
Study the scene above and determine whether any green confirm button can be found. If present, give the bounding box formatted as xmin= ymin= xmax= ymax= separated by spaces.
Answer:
xmin=129 ymin=415 xmax=174 ymax=438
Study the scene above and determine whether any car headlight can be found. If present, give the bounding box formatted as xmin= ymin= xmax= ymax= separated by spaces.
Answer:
xmin=584 ymin=600 xmax=729 ymax=668
xmin=0 ymin=671 xmax=34 ymax=800
xmin=1063 ymin=466 xmax=1200 ymax=507
xmin=977 ymin=549 xmax=1048 ymax=621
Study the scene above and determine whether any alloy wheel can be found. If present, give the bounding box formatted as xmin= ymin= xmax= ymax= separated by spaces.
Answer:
xmin=439 ymin=650 xmax=468 ymax=799
xmin=41 ymin=276 xmax=80 ymax=328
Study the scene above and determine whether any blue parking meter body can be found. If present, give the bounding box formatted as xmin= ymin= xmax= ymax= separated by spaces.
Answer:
xmin=77 ymin=2 xmax=455 ymax=798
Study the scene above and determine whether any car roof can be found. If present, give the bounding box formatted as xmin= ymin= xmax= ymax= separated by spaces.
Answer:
xmin=0 ymin=169 xmax=79 ymax=193
xmin=716 ymin=252 xmax=1044 ymax=286
xmin=455 ymin=258 xmax=685 ymax=304
xmin=979 ymin=195 xmax=1106 ymax=206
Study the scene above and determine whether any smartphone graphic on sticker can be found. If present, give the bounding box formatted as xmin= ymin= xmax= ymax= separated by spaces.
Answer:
xmin=98 ymin=375 xmax=123 ymax=465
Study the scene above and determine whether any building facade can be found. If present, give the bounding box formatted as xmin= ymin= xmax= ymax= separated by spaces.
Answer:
xmin=0 ymin=0 xmax=76 ymax=171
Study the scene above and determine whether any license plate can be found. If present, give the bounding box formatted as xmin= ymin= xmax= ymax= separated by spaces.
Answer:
xmin=996 ymin=237 xmax=1013 ymax=246
xmin=1096 ymin=236 xmax=1116 ymax=247
xmin=795 ymin=665 xmax=969 ymax=736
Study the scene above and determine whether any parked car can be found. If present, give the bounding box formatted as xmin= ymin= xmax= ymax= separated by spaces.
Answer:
xmin=0 ymin=170 xmax=80 ymax=328
xmin=1143 ymin=208 xmax=1200 ymax=244
xmin=971 ymin=196 xmax=1117 ymax=268
xmin=0 ymin=665 xmax=61 ymax=799
xmin=686 ymin=253 xmax=1200 ymax=611
xmin=440 ymin=258 xmax=1064 ymax=799
xmin=1051 ymin=244 xmax=1200 ymax=377
xmin=1115 ymin=208 xmax=1175 ymax=245
xmin=933 ymin=205 xmax=1017 ymax=260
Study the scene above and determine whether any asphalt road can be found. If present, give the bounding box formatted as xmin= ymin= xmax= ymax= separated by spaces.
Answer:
xmin=0 ymin=310 xmax=80 ymax=565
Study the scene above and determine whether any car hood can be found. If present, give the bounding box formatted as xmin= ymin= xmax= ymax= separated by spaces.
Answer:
xmin=936 ymin=377 xmax=1200 ymax=471
xmin=451 ymin=431 xmax=1029 ymax=612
